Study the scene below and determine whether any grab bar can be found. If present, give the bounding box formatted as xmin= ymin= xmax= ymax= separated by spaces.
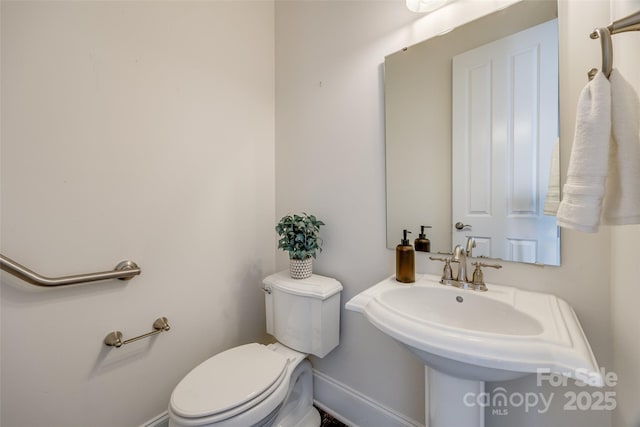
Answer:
xmin=0 ymin=254 xmax=141 ymax=287
xmin=104 ymin=317 xmax=170 ymax=348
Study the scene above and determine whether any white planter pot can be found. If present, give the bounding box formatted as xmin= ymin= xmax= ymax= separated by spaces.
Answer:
xmin=290 ymin=257 xmax=313 ymax=279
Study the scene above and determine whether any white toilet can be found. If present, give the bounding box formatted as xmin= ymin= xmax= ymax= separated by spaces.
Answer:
xmin=168 ymin=271 xmax=343 ymax=427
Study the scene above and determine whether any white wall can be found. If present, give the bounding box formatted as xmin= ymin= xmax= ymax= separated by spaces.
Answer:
xmin=276 ymin=0 xmax=614 ymax=426
xmin=0 ymin=2 xmax=275 ymax=426
xmin=609 ymin=1 xmax=640 ymax=426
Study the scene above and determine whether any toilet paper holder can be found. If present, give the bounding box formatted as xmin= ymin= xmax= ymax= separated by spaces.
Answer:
xmin=104 ymin=317 xmax=170 ymax=348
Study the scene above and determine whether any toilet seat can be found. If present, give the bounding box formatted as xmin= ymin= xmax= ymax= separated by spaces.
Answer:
xmin=169 ymin=343 xmax=289 ymax=425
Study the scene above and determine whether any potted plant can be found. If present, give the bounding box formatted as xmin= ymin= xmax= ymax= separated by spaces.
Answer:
xmin=275 ymin=213 xmax=325 ymax=279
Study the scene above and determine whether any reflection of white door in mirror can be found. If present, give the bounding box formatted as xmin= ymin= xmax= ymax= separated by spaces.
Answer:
xmin=452 ymin=19 xmax=559 ymax=265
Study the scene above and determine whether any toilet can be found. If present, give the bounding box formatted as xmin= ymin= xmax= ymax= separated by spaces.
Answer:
xmin=168 ymin=271 xmax=343 ymax=427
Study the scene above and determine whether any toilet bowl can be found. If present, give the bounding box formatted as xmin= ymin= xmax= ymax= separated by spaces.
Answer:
xmin=168 ymin=343 xmax=317 ymax=427
xmin=168 ymin=272 xmax=342 ymax=427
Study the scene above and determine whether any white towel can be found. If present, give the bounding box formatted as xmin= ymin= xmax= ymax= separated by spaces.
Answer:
xmin=602 ymin=69 xmax=640 ymax=225
xmin=543 ymin=138 xmax=560 ymax=216
xmin=556 ymin=72 xmax=611 ymax=233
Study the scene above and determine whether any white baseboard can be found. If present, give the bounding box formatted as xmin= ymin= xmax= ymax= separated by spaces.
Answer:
xmin=140 ymin=411 xmax=169 ymax=427
xmin=312 ymin=369 xmax=424 ymax=427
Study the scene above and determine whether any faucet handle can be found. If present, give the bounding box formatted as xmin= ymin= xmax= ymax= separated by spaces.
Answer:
xmin=470 ymin=262 xmax=502 ymax=291
xmin=429 ymin=256 xmax=454 ymax=282
xmin=472 ymin=262 xmax=502 ymax=269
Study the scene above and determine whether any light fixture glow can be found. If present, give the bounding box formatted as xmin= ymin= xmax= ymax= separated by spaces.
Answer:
xmin=406 ymin=0 xmax=449 ymax=13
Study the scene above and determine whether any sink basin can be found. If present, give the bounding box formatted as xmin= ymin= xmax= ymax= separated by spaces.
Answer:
xmin=379 ymin=285 xmax=543 ymax=336
xmin=346 ymin=274 xmax=601 ymax=384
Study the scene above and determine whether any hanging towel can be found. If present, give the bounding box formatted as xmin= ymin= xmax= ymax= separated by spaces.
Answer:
xmin=556 ymin=72 xmax=611 ymax=233
xmin=543 ymin=138 xmax=561 ymax=216
xmin=602 ymin=69 xmax=640 ymax=225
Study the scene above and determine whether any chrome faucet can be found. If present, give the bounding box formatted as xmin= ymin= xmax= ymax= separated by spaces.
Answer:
xmin=430 ymin=237 xmax=499 ymax=291
xmin=465 ymin=236 xmax=476 ymax=257
xmin=453 ymin=237 xmax=476 ymax=284
xmin=452 ymin=244 xmax=470 ymax=285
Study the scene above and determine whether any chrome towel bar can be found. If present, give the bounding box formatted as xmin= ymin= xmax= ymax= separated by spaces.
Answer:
xmin=588 ymin=10 xmax=640 ymax=80
xmin=0 ymin=253 xmax=141 ymax=287
xmin=104 ymin=317 xmax=170 ymax=348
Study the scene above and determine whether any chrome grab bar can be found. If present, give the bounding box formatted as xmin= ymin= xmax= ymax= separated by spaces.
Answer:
xmin=0 ymin=253 xmax=141 ymax=287
xmin=104 ymin=317 xmax=170 ymax=348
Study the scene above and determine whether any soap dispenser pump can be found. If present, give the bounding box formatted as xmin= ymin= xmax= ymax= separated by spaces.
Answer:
xmin=396 ymin=229 xmax=415 ymax=283
xmin=415 ymin=225 xmax=432 ymax=252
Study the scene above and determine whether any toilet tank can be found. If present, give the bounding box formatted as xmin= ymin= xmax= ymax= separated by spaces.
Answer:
xmin=263 ymin=271 xmax=343 ymax=358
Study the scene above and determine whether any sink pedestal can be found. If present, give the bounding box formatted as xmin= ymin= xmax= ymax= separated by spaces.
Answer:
xmin=426 ymin=368 xmax=484 ymax=427
xmin=345 ymin=274 xmax=603 ymax=427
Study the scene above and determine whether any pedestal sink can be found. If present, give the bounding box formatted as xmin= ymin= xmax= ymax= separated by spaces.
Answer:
xmin=346 ymin=274 xmax=601 ymax=427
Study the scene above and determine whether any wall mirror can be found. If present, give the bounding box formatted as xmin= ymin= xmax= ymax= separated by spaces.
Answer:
xmin=385 ymin=0 xmax=561 ymax=266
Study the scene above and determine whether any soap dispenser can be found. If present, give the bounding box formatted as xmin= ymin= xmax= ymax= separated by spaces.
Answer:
xmin=396 ymin=229 xmax=415 ymax=283
xmin=414 ymin=225 xmax=432 ymax=252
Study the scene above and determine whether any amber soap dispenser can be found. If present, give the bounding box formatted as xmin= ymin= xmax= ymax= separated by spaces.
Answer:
xmin=396 ymin=229 xmax=415 ymax=283
xmin=415 ymin=225 xmax=432 ymax=252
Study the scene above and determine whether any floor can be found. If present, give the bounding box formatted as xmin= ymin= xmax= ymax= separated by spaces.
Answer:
xmin=317 ymin=406 xmax=348 ymax=427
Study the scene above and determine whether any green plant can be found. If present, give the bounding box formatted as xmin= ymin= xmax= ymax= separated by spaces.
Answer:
xmin=275 ymin=213 xmax=325 ymax=260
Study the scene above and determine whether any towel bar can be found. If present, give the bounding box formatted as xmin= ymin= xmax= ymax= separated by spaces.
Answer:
xmin=588 ymin=10 xmax=640 ymax=80
xmin=0 ymin=254 xmax=141 ymax=287
xmin=104 ymin=317 xmax=170 ymax=348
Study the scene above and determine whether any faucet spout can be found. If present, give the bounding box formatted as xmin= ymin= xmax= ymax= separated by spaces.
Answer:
xmin=465 ymin=237 xmax=476 ymax=257
xmin=453 ymin=245 xmax=463 ymax=259
xmin=452 ymin=245 xmax=468 ymax=283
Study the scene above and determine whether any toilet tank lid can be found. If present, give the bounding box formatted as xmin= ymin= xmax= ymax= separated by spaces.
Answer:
xmin=263 ymin=271 xmax=343 ymax=300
